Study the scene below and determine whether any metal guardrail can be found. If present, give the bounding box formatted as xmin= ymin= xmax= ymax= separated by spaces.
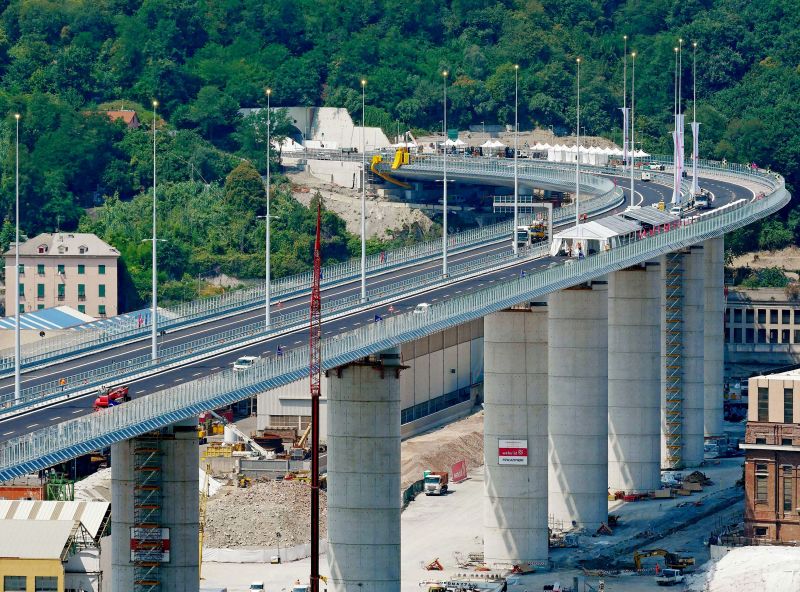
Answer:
xmin=0 ymin=168 xmax=787 ymax=479
xmin=0 ymin=162 xmax=615 ymax=374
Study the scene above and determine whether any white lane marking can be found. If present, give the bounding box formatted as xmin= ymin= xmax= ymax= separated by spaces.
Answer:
xmin=175 ymin=378 xmax=183 ymax=382
xmin=72 ymin=410 xmax=82 ymax=414
xmin=155 ymin=384 xmax=165 ymax=389
xmin=294 ymin=340 xmax=302 ymax=344
xmin=26 ymin=423 xmax=38 ymax=428
xmin=353 ymin=322 xmax=361 ymax=326
xmin=2 ymin=431 xmax=13 ymax=436
xmin=455 ymin=290 xmax=462 ymax=294
xmin=51 ymin=416 xmax=60 ymax=420
xmin=135 ymin=390 xmax=145 ymax=394
xmin=193 ymin=373 xmax=202 ymax=377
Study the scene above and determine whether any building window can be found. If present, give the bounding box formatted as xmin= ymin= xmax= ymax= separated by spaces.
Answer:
xmin=18 ymin=304 xmax=23 ymax=313
xmin=747 ymin=328 xmax=755 ymax=343
xmin=758 ymin=388 xmax=769 ymax=421
xmin=18 ymin=283 xmax=24 ymax=297
xmin=734 ymin=328 xmax=742 ymax=343
xmin=785 ymin=389 xmax=794 ymax=423
xmin=795 ymin=330 xmax=800 ymax=344
xmin=36 ymin=283 xmax=44 ymax=300
xmin=35 ymin=576 xmax=58 ymax=591
xmin=99 ymin=284 xmax=105 ymax=298
xmin=17 ymin=263 xmax=23 ymax=275
xmin=783 ymin=310 xmax=791 ymax=324
xmin=37 ymin=244 xmax=47 ymax=254
xmin=79 ymin=245 xmax=88 ymax=254
xmin=747 ymin=309 xmax=755 ymax=324
xmin=3 ymin=576 xmax=26 ymax=591
xmin=99 ymin=264 xmax=106 ymax=275
xmin=758 ymin=328 xmax=767 ymax=343
xmin=756 ymin=437 xmax=767 ymax=444
xmin=782 ymin=438 xmax=793 ymax=446
xmin=78 ymin=284 xmax=86 ymax=301
xmin=770 ymin=329 xmax=779 ymax=343
xmin=758 ymin=309 xmax=766 ymax=323
xmin=734 ymin=309 xmax=742 ymax=323
xmin=755 ymin=526 xmax=768 ymax=537
xmin=795 ymin=309 xmax=800 ymax=324
xmin=78 ymin=264 xmax=85 ymax=275
xmin=99 ymin=304 xmax=106 ymax=317
xmin=756 ymin=463 xmax=769 ymax=503
xmin=771 ymin=310 xmax=779 ymax=324
xmin=37 ymin=304 xmax=44 ymax=310
xmin=78 ymin=304 xmax=85 ymax=313
xmin=37 ymin=263 xmax=44 ymax=275
xmin=784 ymin=466 xmax=794 ymax=512
xmin=783 ymin=329 xmax=791 ymax=344
xmin=58 ymin=284 xmax=65 ymax=301
xmin=57 ymin=264 xmax=65 ymax=275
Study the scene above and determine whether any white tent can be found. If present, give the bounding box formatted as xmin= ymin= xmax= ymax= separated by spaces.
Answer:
xmin=444 ymin=138 xmax=466 ymax=147
xmin=549 ymin=215 xmax=641 ymax=256
xmin=634 ymin=148 xmax=650 ymax=158
xmin=392 ymin=141 xmax=418 ymax=149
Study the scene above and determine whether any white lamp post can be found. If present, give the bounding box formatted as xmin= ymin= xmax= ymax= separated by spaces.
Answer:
xmin=512 ymin=64 xmax=520 ymax=255
xmin=442 ymin=70 xmax=449 ymax=277
xmin=360 ymin=79 xmax=367 ymax=302
xmin=575 ymin=57 xmax=581 ymax=229
xmin=13 ymin=113 xmax=20 ymax=403
xmin=151 ymin=100 xmax=158 ymax=361
xmin=691 ymin=42 xmax=700 ymax=196
xmin=630 ymin=52 xmax=636 ymax=206
xmin=265 ymin=87 xmax=272 ymax=327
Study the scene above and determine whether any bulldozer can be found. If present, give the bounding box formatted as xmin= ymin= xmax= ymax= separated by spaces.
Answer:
xmin=237 ymin=476 xmax=252 ymax=488
xmin=633 ymin=549 xmax=695 ymax=571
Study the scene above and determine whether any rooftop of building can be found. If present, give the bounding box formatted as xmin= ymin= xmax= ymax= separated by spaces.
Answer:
xmin=0 ymin=305 xmax=95 ymax=330
xmin=0 ymin=519 xmax=75 ymax=560
xmin=4 ymin=232 xmax=120 ymax=258
xmin=727 ymin=286 xmax=797 ymax=304
xmin=0 ymin=500 xmax=110 ymax=540
xmin=105 ymin=109 xmax=140 ymax=127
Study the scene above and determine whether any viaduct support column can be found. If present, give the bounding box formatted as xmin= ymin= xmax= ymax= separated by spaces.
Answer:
xmin=704 ymin=237 xmax=725 ymax=437
xmin=483 ymin=303 xmax=548 ymax=568
xmin=608 ymin=263 xmax=661 ymax=493
xmin=112 ymin=420 xmax=199 ymax=592
xmin=327 ymin=349 xmax=402 ymax=592
xmin=548 ymin=281 xmax=608 ymax=530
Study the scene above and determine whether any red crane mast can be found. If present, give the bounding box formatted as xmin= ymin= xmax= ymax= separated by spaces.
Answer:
xmin=309 ymin=202 xmax=322 ymax=592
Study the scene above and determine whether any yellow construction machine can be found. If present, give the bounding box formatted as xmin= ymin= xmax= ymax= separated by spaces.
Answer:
xmin=633 ymin=549 xmax=695 ymax=571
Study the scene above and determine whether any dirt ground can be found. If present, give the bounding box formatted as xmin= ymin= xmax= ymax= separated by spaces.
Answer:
xmin=287 ymin=168 xmax=433 ymax=239
xmin=732 ymin=245 xmax=800 ymax=278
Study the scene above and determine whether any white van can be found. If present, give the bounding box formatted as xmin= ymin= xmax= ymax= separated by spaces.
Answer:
xmin=641 ymin=171 xmax=652 ymax=181
xmin=413 ymin=303 xmax=431 ymax=314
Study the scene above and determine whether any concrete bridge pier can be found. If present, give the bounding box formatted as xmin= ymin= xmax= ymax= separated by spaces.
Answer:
xmin=111 ymin=420 xmax=199 ymax=592
xmin=608 ymin=263 xmax=661 ymax=493
xmin=326 ymin=349 xmax=403 ymax=592
xmin=548 ymin=281 xmax=609 ymax=530
xmin=704 ymin=237 xmax=725 ymax=437
xmin=483 ymin=303 xmax=549 ymax=569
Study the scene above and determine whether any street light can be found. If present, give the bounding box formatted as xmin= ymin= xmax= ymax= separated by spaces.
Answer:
xmin=360 ymin=79 xmax=367 ymax=302
xmin=265 ymin=88 xmax=273 ymax=327
xmin=691 ymin=42 xmax=700 ymax=196
xmin=442 ymin=70 xmax=449 ymax=277
xmin=13 ymin=113 xmax=20 ymax=403
xmin=630 ymin=51 xmax=636 ymax=207
xmin=623 ymin=35 xmax=628 ymax=171
xmin=512 ymin=64 xmax=519 ymax=255
xmin=150 ymin=99 xmax=158 ymax=361
xmin=575 ymin=57 xmax=581 ymax=229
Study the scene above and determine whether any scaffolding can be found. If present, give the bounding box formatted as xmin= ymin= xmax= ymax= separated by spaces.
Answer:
xmin=663 ymin=252 xmax=684 ymax=469
xmin=133 ymin=435 xmax=164 ymax=592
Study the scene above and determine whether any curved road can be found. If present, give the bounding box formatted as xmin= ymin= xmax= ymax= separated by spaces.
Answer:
xmin=0 ymin=174 xmax=753 ymax=439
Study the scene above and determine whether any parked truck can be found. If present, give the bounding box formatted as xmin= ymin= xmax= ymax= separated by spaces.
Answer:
xmin=424 ymin=471 xmax=449 ymax=495
xmin=655 ymin=568 xmax=686 ymax=586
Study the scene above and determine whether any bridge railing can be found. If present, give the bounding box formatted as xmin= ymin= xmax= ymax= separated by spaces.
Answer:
xmin=0 ymin=162 xmax=612 ymax=374
xmin=0 ymin=175 xmax=787 ymax=479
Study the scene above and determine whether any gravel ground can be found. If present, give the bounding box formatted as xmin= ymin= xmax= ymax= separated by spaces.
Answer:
xmin=205 ymin=480 xmax=327 ymax=549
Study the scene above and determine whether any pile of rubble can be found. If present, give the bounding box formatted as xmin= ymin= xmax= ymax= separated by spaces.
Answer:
xmin=205 ymin=479 xmax=327 ymax=549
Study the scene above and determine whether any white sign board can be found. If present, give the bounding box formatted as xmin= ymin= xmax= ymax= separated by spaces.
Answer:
xmin=498 ymin=439 xmax=528 ymax=465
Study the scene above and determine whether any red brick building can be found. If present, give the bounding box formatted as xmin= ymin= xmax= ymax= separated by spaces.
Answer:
xmin=743 ymin=371 xmax=800 ymax=542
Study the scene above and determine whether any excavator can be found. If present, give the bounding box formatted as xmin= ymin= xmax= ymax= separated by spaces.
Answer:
xmin=633 ymin=549 xmax=695 ymax=571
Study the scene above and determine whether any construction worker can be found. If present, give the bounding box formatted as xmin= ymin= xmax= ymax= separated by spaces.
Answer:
xmin=59 ymin=377 xmax=67 ymax=391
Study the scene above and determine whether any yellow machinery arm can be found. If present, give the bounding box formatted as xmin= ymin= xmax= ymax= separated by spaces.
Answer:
xmin=370 ymin=154 xmax=412 ymax=189
xmin=297 ymin=422 xmax=312 ymax=449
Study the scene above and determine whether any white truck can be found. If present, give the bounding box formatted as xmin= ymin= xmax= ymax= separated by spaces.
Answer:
xmin=694 ymin=190 xmax=711 ymax=209
xmin=656 ymin=569 xmax=686 ymax=586
xmin=423 ymin=471 xmax=449 ymax=495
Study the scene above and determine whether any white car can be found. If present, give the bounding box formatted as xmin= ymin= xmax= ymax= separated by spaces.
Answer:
xmin=413 ymin=303 xmax=431 ymax=314
xmin=641 ymin=171 xmax=652 ymax=181
xmin=233 ymin=356 xmax=258 ymax=371
xmin=669 ymin=205 xmax=684 ymax=217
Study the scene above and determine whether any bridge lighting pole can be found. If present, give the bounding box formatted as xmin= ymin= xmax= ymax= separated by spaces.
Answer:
xmin=575 ymin=57 xmax=581 ymax=229
xmin=691 ymin=42 xmax=700 ymax=196
xmin=630 ymin=52 xmax=636 ymax=207
xmin=622 ymin=35 xmax=628 ymax=174
xmin=265 ymin=88 xmax=272 ymax=327
xmin=360 ymin=79 xmax=367 ymax=302
xmin=151 ymin=100 xmax=158 ymax=361
xmin=672 ymin=46 xmax=680 ymax=204
xmin=512 ymin=64 xmax=519 ymax=255
xmin=442 ymin=70 xmax=449 ymax=277
xmin=13 ymin=113 xmax=20 ymax=403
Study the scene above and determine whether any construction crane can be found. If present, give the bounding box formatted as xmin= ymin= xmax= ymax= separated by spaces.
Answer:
xmin=310 ymin=202 xmax=323 ymax=592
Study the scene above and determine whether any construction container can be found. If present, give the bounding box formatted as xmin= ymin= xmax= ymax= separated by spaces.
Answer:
xmin=684 ymin=482 xmax=703 ymax=492
xmin=654 ymin=489 xmax=674 ymax=499
xmin=223 ymin=426 xmax=239 ymax=444
xmin=206 ymin=444 xmax=233 ymax=457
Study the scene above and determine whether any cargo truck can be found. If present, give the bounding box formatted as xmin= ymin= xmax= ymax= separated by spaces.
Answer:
xmin=424 ymin=471 xmax=449 ymax=495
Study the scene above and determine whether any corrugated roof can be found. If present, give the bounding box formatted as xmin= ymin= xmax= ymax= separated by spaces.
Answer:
xmin=0 ymin=519 xmax=74 ymax=559
xmin=595 ymin=215 xmax=642 ymax=235
xmin=0 ymin=500 xmax=110 ymax=538
xmin=619 ymin=207 xmax=678 ymax=226
xmin=5 ymin=232 xmax=119 ymax=257
xmin=0 ymin=306 xmax=95 ymax=330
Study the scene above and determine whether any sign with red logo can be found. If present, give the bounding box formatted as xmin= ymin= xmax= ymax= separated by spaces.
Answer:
xmin=130 ymin=527 xmax=170 ymax=562
xmin=498 ymin=439 xmax=528 ymax=465
xmin=451 ymin=460 xmax=467 ymax=483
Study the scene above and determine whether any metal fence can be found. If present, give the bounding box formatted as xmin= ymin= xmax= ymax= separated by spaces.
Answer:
xmin=0 ymin=163 xmax=617 ymax=374
xmin=0 ymin=166 xmax=787 ymax=480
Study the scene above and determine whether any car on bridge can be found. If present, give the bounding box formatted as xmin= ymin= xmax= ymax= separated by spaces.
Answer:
xmin=93 ymin=385 xmax=130 ymax=411
xmin=233 ymin=355 xmax=258 ymax=371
